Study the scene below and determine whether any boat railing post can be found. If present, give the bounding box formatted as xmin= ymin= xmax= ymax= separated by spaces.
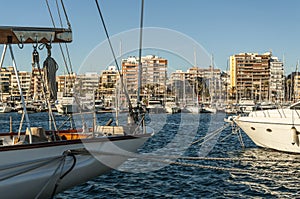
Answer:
xmin=277 ymin=108 xmax=282 ymax=118
xmin=295 ymin=109 xmax=300 ymax=119
xmin=8 ymin=43 xmax=32 ymax=144
xmin=282 ymin=108 xmax=287 ymax=118
xmin=266 ymin=110 xmax=270 ymax=117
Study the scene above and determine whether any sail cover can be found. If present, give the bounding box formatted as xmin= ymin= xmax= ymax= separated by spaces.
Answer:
xmin=43 ymin=46 xmax=58 ymax=101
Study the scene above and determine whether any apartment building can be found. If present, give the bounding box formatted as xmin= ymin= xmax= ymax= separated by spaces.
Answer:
xmin=229 ymin=52 xmax=272 ymax=101
xmin=98 ymin=66 xmax=119 ymax=96
xmin=30 ymin=67 xmax=45 ymax=101
xmin=169 ymin=66 xmax=223 ymax=103
xmin=10 ymin=69 xmax=31 ymax=100
xmin=56 ymin=73 xmax=76 ymax=97
xmin=293 ymin=73 xmax=300 ymax=101
xmin=122 ymin=55 xmax=168 ymax=98
xmin=286 ymin=72 xmax=300 ymax=101
xmin=0 ymin=67 xmax=12 ymax=101
xmin=75 ymin=72 xmax=99 ymax=95
xmin=269 ymin=56 xmax=285 ymax=101
xmin=1 ymin=66 xmax=50 ymax=101
xmin=187 ymin=66 xmax=221 ymax=80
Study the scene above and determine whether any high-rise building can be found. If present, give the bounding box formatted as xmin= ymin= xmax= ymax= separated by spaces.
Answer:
xmin=122 ymin=55 xmax=167 ymax=98
xmin=0 ymin=67 xmax=12 ymax=101
xmin=98 ymin=66 xmax=120 ymax=105
xmin=169 ymin=66 xmax=223 ymax=103
xmin=30 ymin=67 xmax=45 ymax=101
xmin=229 ymin=52 xmax=272 ymax=101
xmin=269 ymin=56 xmax=285 ymax=101
xmin=293 ymin=73 xmax=300 ymax=101
xmin=10 ymin=69 xmax=32 ymax=100
xmin=75 ymin=72 xmax=100 ymax=95
xmin=286 ymin=71 xmax=300 ymax=102
xmin=56 ymin=73 xmax=76 ymax=97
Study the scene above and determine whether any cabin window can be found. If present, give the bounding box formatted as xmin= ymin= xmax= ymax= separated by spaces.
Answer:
xmin=250 ymin=127 xmax=255 ymax=130
xmin=266 ymin=128 xmax=272 ymax=132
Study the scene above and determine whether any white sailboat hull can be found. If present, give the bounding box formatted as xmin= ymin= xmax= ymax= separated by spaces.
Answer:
xmin=201 ymin=107 xmax=217 ymax=114
xmin=0 ymin=103 xmax=12 ymax=113
xmin=0 ymin=106 xmax=12 ymax=113
xmin=0 ymin=134 xmax=152 ymax=198
xmin=183 ymin=106 xmax=200 ymax=114
xmin=165 ymin=106 xmax=181 ymax=114
xmin=233 ymin=108 xmax=300 ymax=153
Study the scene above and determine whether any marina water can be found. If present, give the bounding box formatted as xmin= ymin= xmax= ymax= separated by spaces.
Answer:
xmin=1 ymin=112 xmax=300 ymax=198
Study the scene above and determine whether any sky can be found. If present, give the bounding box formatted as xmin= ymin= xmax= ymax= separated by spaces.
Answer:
xmin=1 ymin=0 xmax=300 ymax=75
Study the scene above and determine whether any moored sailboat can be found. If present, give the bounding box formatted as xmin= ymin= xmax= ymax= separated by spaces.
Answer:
xmin=0 ymin=102 xmax=12 ymax=113
xmin=0 ymin=0 xmax=154 ymax=198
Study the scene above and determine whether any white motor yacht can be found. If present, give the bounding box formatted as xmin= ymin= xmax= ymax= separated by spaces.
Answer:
xmin=226 ymin=101 xmax=300 ymax=153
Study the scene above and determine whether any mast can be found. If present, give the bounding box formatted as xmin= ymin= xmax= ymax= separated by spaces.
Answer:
xmin=295 ymin=60 xmax=299 ymax=102
xmin=183 ymin=74 xmax=186 ymax=106
xmin=137 ymin=0 xmax=144 ymax=108
xmin=194 ymin=47 xmax=199 ymax=105
xmin=282 ymin=53 xmax=285 ymax=103
xmin=0 ymin=45 xmax=7 ymax=102
xmin=210 ymin=54 xmax=214 ymax=105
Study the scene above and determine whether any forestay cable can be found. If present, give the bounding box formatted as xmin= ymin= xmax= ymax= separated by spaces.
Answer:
xmin=94 ymin=0 xmax=137 ymax=122
xmin=45 ymin=0 xmax=72 ymax=75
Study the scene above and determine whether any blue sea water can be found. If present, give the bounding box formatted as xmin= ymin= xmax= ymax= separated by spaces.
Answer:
xmin=2 ymin=112 xmax=300 ymax=198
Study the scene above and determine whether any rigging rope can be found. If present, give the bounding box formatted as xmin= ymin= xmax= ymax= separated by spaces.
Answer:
xmin=0 ymin=156 xmax=63 ymax=182
xmin=191 ymin=123 xmax=230 ymax=145
xmin=77 ymin=150 xmax=300 ymax=177
xmin=56 ymin=0 xmax=73 ymax=73
xmin=78 ymin=150 xmax=300 ymax=164
xmin=94 ymin=0 xmax=137 ymax=122
xmin=51 ymin=151 xmax=76 ymax=198
xmin=60 ymin=0 xmax=71 ymax=29
xmin=45 ymin=0 xmax=72 ymax=75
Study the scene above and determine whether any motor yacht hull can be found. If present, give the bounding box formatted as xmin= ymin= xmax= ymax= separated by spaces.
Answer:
xmin=233 ymin=109 xmax=300 ymax=153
